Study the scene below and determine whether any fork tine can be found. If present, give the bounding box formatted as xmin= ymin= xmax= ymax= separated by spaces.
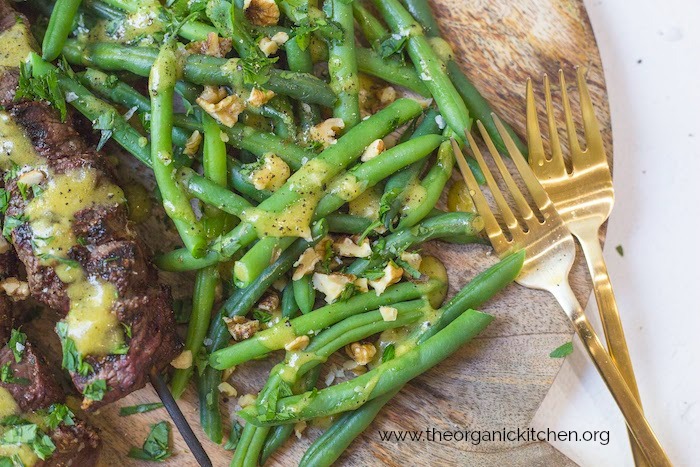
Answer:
xmin=576 ymin=67 xmax=606 ymax=162
xmin=476 ymin=120 xmax=536 ymax=223
xmin=450 ymin=138 xmax=508 ymax=250
xmin=492 ymin=114 xmax=559 ymax=220
xmin=526 ymin=78 xmax=547 ymax=170
xmin=559 ymin=70 xmax=585 ymax=166
xmin=462 ymin=131 xmax=523 ymax=243
xmin=544 ymin=74 xmax=568 ymax=174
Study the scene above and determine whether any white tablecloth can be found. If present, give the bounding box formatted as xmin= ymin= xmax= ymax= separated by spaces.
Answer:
xmin=530 ymin=0 xmax=700 ymax=465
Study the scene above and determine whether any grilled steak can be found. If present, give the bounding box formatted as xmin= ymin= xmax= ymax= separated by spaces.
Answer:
xmin=0 ymin=0 xmax=181 ymax=409
xmin=0 ymin=338 xmax=101 ymax=466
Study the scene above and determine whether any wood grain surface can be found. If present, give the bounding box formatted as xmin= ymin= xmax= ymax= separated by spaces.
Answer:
xmin=25 ymin=0 xmax=612 ymax=465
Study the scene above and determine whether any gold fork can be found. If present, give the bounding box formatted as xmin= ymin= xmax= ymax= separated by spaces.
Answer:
xmin=526 ymin=68 xmax=646 ymax=466
xmin=450 ymin=122 xmax=671 ymax=466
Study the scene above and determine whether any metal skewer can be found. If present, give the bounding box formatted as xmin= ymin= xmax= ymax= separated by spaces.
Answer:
xmin=149 ymin=369 xmax=213 ymax=467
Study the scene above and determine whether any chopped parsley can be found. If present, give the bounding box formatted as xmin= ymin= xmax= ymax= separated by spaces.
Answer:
xmin=45 ymin=404 xmax=75 ymax=431
xmin=56 ymin=322 xmax=93 ymax=376
xmin=549 ymin=341 xmax=574 ymax=358
xmin=2 ymin=215 xmax=26 ymax=241
xmin=8 ymin=329 xmax=26 ymax=363
xmin=127 ymin=421 xmax=172 ymax=462
xmin=0 ymin=363 xmax=29 ymax=386
xmin=616 ymin=245 xmax=624 ymax=257
xmin=16 ymin=61 xmax=67 ymax=122
xmin=223 ymin=421 xmax=243 ymax=451
xmin=119 ymin=402 xmax=164 ymax=417
xmin=382 ymin=344 xmax=396 ymax=363
xmin=83 ymin=379 xmax=107 ymax=401
xmin=252 ymin=309 xmax=272 ymax=324
xmin=0 ymin=418 xmax=56 ymax=461
xmin=0 ymin=189 xmax=9 ymax=215
xmin=394 ymin=257 xmax=421 ymax=279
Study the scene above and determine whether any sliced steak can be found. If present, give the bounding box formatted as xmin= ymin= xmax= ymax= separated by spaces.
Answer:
xmin=0 ymin=0 xmax=181 ymax=409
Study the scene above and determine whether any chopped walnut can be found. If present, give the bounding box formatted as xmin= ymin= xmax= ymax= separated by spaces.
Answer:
xmin=224 ymin=316 xmax=260 ymax=341
xmin=354 ymin=277 xmax=369 ymax=293
xmin=0 ymin=236 xmax=10 ymax=254
xmin=183 ymin=130 xmax=202 ymax=157
xmin=360 ymin=139 xmax=385 ymax=162
xmin=292 ymin=247 xmax=322 ymax=280
xmin=368 ymin=261 xmax=404 ymax=295
xmin=257 ymin=291 xmax=280 ymax=312
xmin=378 ymin=86 xmax=397 ymax=104
xmin=258 ymin=37 xmax=279 ymax=57
xmin=222 ymin=367 xmax=237 ymax=382
xmin=333 ymin=237 xmax=372 ymax=258
xmin=400 ymin=251 xmax=422 ymax=270
xmin=244 ymin=0 xmax=279 ymax=26
xmin=170 ymin=350 xmax=193 ymax=369
xmin=308 ymin=118 xmax=345 ymax=148
xmin=247 ymin=88 xmax=275 ymax=107
xmin=218 ymin=382 xmax=238 ymax=397
xmin=0 ymin=278 xmax=29 ymax=301
xmin=345 ymin=342 xmax=377 ymax=366
xmin=271 ymin=31 xmax=289 ymax=46
xmin=17 ymin=169 xmax=46 ymax=187
xmin=294 ymin=421 xmax=307 ymax=439
xmin=284 ymin=335 xmax=310 ymax=351
xmin=379 ymin=306 xmax=398 ymax=322
xmin=238 ymin=393 xmax=257 ymax=408
xmin=186 ymin=32 xmax=233 ymax=58
xmin=312 ymin=272 xmax=354 ymax=303
xmin=196 ymin=87 xmax=246 ymax=127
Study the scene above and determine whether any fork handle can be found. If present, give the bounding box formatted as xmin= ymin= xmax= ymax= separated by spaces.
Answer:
xmin=577 ymin=229 xmax=647 ymax=466
xmin=550 ymin=283 xmax=671 ymax=467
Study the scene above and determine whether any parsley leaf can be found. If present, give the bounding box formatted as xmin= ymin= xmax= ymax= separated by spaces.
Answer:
xmin=8 ymin=330 xmax=26 ymax=363
xmin=2 ymin=215 xmax=26 ymax=241
xmin=382 ymin=344 xmax=396 ymax=363
xmin=56 ymin=322 xmax=93 ymax=376
xmin=0 ymin=363 xmax=29 ymax=386
xmin=0 ymin=421 xmax=56 ymax=461
xmin=549 ymin=342 xmax=573 ymax=358
xmin=83 ymin=379 xmax=107 ymax=401
xmin=16 ymin=61 xmax=67 ymax=121
xmin=45 ymin=404 xmax=75 ymax=431
xmin=223 ymin=421 xmax=243 ymax=451
xmin=252 ymin=309 xmax=272 ymax=324
xmin=119 ymin=402 xmax=164 ymax=417
xmin=0 ymin=189 xmax=9 ymax=215
xmin=380 ymin=33 xmax=408 ymax=59
xmin=394 ymin=257 xmax=421 ymax=279
xmin=128 ymin=421 xmax=172 ymax=462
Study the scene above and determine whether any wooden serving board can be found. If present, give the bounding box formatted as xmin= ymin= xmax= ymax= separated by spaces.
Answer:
xmin=27 ymin=0 xmax=612 ymax=465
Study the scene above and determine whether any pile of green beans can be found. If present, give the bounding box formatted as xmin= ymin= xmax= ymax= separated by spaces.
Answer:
xmin=27 ymin=0 xmax=533 ymax=463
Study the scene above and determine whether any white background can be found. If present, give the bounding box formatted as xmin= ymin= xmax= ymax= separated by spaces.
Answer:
xmin=530 ymin=0 xmax=700 ymax=465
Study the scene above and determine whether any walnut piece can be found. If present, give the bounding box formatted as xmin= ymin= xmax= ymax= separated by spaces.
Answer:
xmin=249 ymin=153 xmax=290 ymax=191
xmin=224 ymin=316 xmax=260 ymax=341
xmin=196 ymin=86 xmax=246 ymax=127
xmin=333 ymin=237 xmax=372 ymax=258
xmin=308 ymin=118 xmax=345 ymax=148
xmin=245 ymin=0 xmax=280 ymax=26
xmin=218 ymin=382 xmax=238 ymax=397
xmin=170 ymin=350 xmax=193 ymax=369
xmin=292 ymin=247 xmax=322 ymax=280
xmin=247 ymin=88 xmax=275 ymax=107
xmin=379 ymin=306 xmax=398 ymax=322
xmin=183 ymin=130 xmax=202 ymax=157
xmin=360 ymin=139 xmax=385 ymax=162
xmin=368 ymin=261 xmax=404 ymax=296
xmin=284 ymin=335 xmax=310 ymax=351
xmin=312 ymin=273 xmax=354 ymax=303
xmin=345 ymin=342 xmax=377 ymax=366
xmin=0 ymin=278 xmax=29 ymax=301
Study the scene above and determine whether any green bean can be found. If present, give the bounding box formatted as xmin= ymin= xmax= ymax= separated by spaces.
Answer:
xmin=234 ymin=301 xmax=427 ymax=466
xmin=315 ymin=46 xmax=431 ymax=97
xmin=207 ymin=99 xmax=422 ymax=262
xmin=178 ymin=168 xmax=252 ymax=219
xmin=326 ymin=213 xmax=373 ymax=234
xmin=208 ymin=279 xmax=441 ymax=369
xmin=281 ymin=281 xmax=300 ymax=318
xmin=326 ymin=0 xmax=361 ymax=128
xmin=292 ymin=274 xmax=316 ymax=314
xmin=396 ymin=138 xmax=454 ymax=229
xmin=345 ymin=211 xmax=485 ymax=276
xmin=61 ymin=40 xmax=337 ymax=107
xmin=299 ymin=388 xmax=398 ymax=467
xmin=381 ymin=108 xmax=441 ymax=229
xmin=285 ymin=39 xmax=321 ymax=131
xmin=233 ymin=133 xmax=443 ymax=286
xmin=246 ymin=95 xmax=297 ymax=141
xmin=352 ymin=1 xmax=388 ymax=50
xmin=402 ymin=0 xmax=527 ymax=156
xmin=170 ymin=266 xmax=218 ymax=399
xmin=154 ymin=249 xmax=221 ymax=272
xmin=28 ymin=54 xmax=152 ymax=167
xmin=176 ymin=117 xmax=313 ymax=171
xmin=78 ymin=69 xmax=192 ymax=163
xmin=42 ymin=0 xmax=82 ymax=61
xmin=149 ymin=42 xmax=207 ymax=257
xmin=373 ymin=0 xmax=470 ymax=139
xmin=239 ymin=308 xmax=493 ymax=425
xmin=199 ymin=221 xmax=329 ymax=441
xmin=299 ymin=250 xmax=525 ymax=464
